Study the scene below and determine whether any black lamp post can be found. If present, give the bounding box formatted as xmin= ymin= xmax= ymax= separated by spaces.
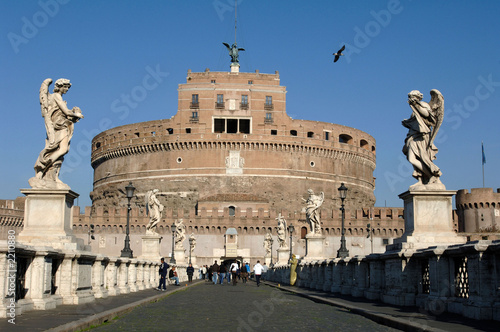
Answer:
xmin=170 ymin=222 xmax=177 ymax=264
xmin=288 ymin=224 xmax=294 ymax=263
xmin=269 ymin=237 xmax=274 ymax=267
xmin=121 ymin=182 xmax=135 ymax=258
xmin=337 ymin=183 xmax=349 ymax=259
xmin=189 ymin=236 xmax=194 ymax=265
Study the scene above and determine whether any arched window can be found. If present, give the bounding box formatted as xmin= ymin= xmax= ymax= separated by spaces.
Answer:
xmin=301 ymin=227 xmax=307 ymax=239
xmin=360 ymin=139 xmax=369 ymax=150
xmin=339 ymin=134 xmax=353 ymax=144
xmin=229 ymin=206 xmax=236 ymax=216
xmin=290 ymin=130 xmax=297 ymax=136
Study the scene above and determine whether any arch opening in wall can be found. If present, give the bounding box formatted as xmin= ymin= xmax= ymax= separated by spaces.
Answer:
xmin=300 ymin=227 xmax=307 ymax=239
xmin=339 ymin=134 xmax=353 ymax=144
xmin=167 ymin=128 xmax=174 ymax=135
xmin=229 ymin=206 xmax=236 ymax=217
xmin=290 ymin=130 xmax=297 ymax=136
xmin=307 ymin=131 xmax=314 ymax=138
xmin=360 ymin=139 xmax=369 ymax=150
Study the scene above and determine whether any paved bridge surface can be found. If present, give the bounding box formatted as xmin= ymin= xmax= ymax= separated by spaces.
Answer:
xmin=1 ymin=279 xmax=497 ymax=331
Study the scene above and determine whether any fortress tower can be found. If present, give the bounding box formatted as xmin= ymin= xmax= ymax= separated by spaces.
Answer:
xmin=90 ymin=68 xmax=376 ymax=214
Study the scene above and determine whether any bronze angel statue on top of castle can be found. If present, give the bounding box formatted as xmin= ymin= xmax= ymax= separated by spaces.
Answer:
xmin=402 ymin=89 xmax=445 ymax=190
xmin=223 ymin=42 xmax=245 ymax=63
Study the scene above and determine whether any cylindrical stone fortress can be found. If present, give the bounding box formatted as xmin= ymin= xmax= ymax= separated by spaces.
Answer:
xmin=90 ymin=69 xmax=376 ymax=212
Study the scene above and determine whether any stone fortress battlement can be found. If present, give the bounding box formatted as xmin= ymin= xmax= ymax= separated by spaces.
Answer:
xmin=456 ymin=187 xmax=500 ymax=233
xmin=71 ymin=205 xmax=405 ymax=238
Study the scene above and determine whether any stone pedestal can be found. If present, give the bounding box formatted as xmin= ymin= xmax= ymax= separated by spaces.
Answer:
xmin=140 ymin=234 xmax=162 ymax=261
xmin=390 ymin=190 xmax=467 ymax=251
xmin=174 ymin=248 xmax=186 ymax=264
xmin=18 ymin=189 xmax=84 ymax=250
xmin=303 ymin=234 xmax=326 ymax=261
xmin=276 ymin=248 xmax=290 ymax=266
xmin=230 ymin=62 xmax=240 ymax=73
xmin=264 ymin=256 xmax=271 ymax=266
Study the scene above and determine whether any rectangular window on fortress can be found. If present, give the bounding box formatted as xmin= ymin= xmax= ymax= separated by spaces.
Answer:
xmin=213 ymin=118 xmax=251 ymax=134
xmin=191 ymin=94 xmax=199 ymax=108
xmin=214 ymin=119 xmax=225 ymax=133
xmin=217 ymin=94 xmax=224 ymax=103
xmin=227 ymin=119 xmax=238 ymax=133
xmin=239 ymin=119 xmax=250 ymax=134
xmin=241 ymin=95 xmax=248 ymax=105
xmin=324 ymin=131 xmax=330 ymax=141
xmin=265 ymin=96 xmax=272 ymax=105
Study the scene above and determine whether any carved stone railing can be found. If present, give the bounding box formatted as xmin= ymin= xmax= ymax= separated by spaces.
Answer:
xmin=266 ymin=240 xmax=500 ymax=321
xmin=0 ymin=241 xmax=193 ymax=318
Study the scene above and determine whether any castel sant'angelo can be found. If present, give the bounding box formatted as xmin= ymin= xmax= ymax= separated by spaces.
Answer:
xmin=82 ymin=47 xmax=407 ymax=264
xmin=90 ymin=66 xmax=376 ymax=213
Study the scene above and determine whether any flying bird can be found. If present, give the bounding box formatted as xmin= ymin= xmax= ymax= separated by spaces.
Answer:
xmin=333 ymin=45 xmax=345 ymax=63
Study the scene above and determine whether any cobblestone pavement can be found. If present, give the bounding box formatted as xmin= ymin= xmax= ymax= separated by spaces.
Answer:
xmin=91 ymin=281 xmax=400 ymax=332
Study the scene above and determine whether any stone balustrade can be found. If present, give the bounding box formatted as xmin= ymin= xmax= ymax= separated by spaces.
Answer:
xmin=0 ymin=240 xmax=193 ymax=319
xmin=266 ymin=240 xmax=500 ymax=321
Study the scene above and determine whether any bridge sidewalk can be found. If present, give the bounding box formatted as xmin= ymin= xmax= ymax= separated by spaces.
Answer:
xmin=0 ymin=281 xmax=203 ymax=332
xmin=0 ymin=279 xmax=497 ymax=332
xmin=261 ymin=280 xmax=497 ymax=332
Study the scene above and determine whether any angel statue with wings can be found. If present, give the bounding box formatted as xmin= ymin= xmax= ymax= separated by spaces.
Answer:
xmin=222 ymin=42 xmax=245 ymax=63
xmin=30 ymin=78 xmax=83 ymax=189
xmin=302 ymin=189 xmax=325 ymax=235
xmin=276 ymin=213 xmax=288 ymax=249
xmin=402 ymin=90 xmax=445 ymax=190
xmin=174 ymin=218 xmax=186 ymax=249
xmin=145 ymin=189 xmax=163 ymax=234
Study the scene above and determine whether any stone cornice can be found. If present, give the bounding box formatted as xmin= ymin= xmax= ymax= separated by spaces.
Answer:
xmin=91 ymin=139 xmax=376 ymax=170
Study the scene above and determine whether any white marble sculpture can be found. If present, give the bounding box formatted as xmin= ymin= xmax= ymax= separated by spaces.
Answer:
xmin=276 ymin=213 xmax=288 ymax=249
xmin=403 ymin=89 xmax=445 ymax=190
xmin=302 ymin=189 xmax=324 ymax=235
xmin=189 ymin=233 xmax=196 ymax=253
xmin=145 ymin=189 xmax=163 ymax=234
xmin=174 ymin=218 xmax=186 ymax=249
xmin=263 ymin=232 xmax=272 ymax=256
xmin=30 ymin=78 xmax=84 ymax=189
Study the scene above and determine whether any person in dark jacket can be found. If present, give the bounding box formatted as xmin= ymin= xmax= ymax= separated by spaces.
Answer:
xmin=156 ymin=258 xmax=170 ymax=291
xmin=211 ymin=261 xmax=220 ymax=284
xmin=186 ymin=263 xmax=195 ymax=283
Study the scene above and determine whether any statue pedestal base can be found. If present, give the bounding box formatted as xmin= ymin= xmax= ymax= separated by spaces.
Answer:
xmin=173 ymin=248 xmax=186 ymax=264
xmin=303 ymin=234 xmax=326 ymax=261
xmin=140 ymin=234 xmax=162 ymax=261
xmin=264 ymin=256 xmax=271 ymax=266
xmin=18 ymin=188 xmax=84 ymax=250
xmin=230 ymin=62 xmax=240 ymax=73
xmin=276 ymin=248 xmax=290 ymax=266
xmin=389 ymin=190 xmax=467 ymax=251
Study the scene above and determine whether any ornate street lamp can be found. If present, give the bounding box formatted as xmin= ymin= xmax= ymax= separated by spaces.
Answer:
xmin=170 ymin=222 xmax=177 ymax=264
xmin=269 ymin=237 xmax=274 ymax=267
xmin=189 ymin=235 xmax=194 ymax=265
xmin=288 ymin=224 xmax=294 ymax=263
xmin=121 ymin=182 xmax=135 ymax=258
xmin=337 ymin=183 xmax=349 ymax=259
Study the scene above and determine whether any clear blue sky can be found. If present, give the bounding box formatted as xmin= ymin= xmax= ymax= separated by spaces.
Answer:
xmin=1 ymin=0 xmax=499 ymax=209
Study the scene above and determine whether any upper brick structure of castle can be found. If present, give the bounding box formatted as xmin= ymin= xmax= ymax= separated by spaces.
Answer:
xmin=90 ymin=68 xmax=377 ymax=213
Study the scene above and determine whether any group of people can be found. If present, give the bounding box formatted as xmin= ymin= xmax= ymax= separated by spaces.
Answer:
xmin=156 ymin=258 xmax=197 ymax=291
xmin=157 ymin=258 xmax=269 ymax=290
xmin=201 ymin=260 xmax=268 ymax=286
